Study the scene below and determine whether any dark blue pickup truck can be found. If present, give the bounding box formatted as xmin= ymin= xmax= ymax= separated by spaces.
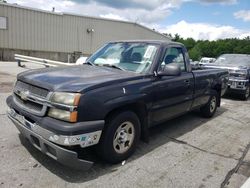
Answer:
xmin=203 ymin=54 xmax=250 ymax=100
xmin=6 ymin=40 xmax=228 ymax=170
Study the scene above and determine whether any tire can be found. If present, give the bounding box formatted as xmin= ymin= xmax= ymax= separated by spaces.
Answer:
xmin=200 ymin=92 xmax=218 ymax=118
xmin=241 ymin=86 xmax=250 ymax=101
xmin=97 ymin=111 xmax=141 ymax=164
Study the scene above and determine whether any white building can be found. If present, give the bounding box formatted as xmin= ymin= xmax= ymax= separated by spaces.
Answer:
xmin=0 ymin=2 xmax=170 ymax=61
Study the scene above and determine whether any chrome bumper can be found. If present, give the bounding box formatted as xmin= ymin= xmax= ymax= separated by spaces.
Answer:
xmin=7 ymin=108 xmax=102 ymax=148
xmin=7 ymin=108 xmax=96 ymax=170
xmin=228 ymin=78 xmax=249 ymax=90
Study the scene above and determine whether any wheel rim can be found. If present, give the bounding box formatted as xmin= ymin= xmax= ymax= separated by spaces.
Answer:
xmin=113 ymin=121 xmax=135 ymax=154
xmin=210 ymin=96 xmax=217 ymax=113
xmin=245 ymin=87 xmax=250 ymax=99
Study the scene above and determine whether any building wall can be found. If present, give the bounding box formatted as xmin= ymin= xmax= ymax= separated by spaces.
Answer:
xmin=0 ymin=3 xmax=169 ymax=61
xmin=0 ymin=48 xmax=70 ymax=61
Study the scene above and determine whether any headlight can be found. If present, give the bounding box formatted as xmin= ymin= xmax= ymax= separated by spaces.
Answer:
xmin=48 ymin=108 xmax=78 ymax=122
xmin=48 ymin=92 xmax=81 ymax=122
xmin=50 ymin=92 xmax=81 ymax=106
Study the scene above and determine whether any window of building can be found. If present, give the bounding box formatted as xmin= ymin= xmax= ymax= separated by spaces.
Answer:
xmin=0 ymin=17 xmax=7 ymax=29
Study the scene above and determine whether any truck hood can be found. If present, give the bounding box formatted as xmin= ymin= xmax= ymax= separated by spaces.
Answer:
xmin=17 ymin=65 xmax=138 ymax=92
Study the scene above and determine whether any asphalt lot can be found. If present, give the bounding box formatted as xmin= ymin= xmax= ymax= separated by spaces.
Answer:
xmin=0 ymin=61 xmax=250 ymax=188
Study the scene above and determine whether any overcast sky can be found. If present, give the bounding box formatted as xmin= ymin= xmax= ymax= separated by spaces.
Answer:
xmin=7 ymin=0 xmax=250 ymax=40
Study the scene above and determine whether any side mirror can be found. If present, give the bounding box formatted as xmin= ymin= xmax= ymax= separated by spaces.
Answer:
xmin=158 ymin=64 xmax=181 ymax=76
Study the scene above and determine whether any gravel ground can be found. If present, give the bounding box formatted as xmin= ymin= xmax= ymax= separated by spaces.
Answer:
xmin=0 ymin=61 xmax=250 ymax=188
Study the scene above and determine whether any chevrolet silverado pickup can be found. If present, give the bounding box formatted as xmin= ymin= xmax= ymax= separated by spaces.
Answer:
xmin=7 ymin=40 xmax=228 ymax=170
xmin=203 ymin=54 xmax=250 ymax=100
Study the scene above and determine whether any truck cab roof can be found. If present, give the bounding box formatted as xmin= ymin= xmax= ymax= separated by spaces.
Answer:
xmin=108 ymin=40 xmax=184 ymax=47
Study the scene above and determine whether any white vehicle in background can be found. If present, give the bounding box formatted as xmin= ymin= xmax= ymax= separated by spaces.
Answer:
xmin=199 ymin=57 xmax=216 ymax=66
xmin=190 ymin=59 xmax=200 ymax=69
xmin=75 ymin=56 xmax=88 ymax=65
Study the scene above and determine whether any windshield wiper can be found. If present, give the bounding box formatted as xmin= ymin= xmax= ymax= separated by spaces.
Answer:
xmin=101 ymin=64 xmax=125 ymax=71
xmin=84 ymin=61 xmax=95 ymax=66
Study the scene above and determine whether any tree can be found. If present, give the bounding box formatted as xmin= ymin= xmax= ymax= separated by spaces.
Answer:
xmin=162 ymin=33 xmax=250 ymax=60
xmin=244 ymin=36 xmax=250 ymax=40
xmin=184 ymin=38 xmax=196 ymax=50
xmin=189 ymin=47 xmax=201 ymax=61
xmin=173 ymin=34 xmax=181 ymax=42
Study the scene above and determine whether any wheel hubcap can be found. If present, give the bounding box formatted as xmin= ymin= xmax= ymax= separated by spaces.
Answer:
xmin=210 ymin=96 xmax=216 ymax=113
xmin=113 ymin=121 xmax=135 ymax=154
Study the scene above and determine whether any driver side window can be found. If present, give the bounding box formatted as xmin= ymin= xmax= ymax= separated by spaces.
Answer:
xmin=159 ymin=47 xmax=186 ymax=72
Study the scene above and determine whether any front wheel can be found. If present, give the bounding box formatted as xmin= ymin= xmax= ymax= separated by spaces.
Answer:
xmin=200 ymin=93 xmax=218 ymax=118
xmin=97 ymin=111 xmax=141 ymax=164
xmin=241 ymin=86 xmax=250 ymax=100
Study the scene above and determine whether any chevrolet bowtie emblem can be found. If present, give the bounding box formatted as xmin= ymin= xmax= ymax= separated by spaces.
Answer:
xmin=20 ymin=90 xmax=30 ymax=101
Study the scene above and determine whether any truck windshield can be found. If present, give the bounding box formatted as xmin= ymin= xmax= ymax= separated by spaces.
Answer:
xmin=214 ymin=54 xmax=250 ymax=67
xmin=87 ymin=42 xmax=159 ymax=73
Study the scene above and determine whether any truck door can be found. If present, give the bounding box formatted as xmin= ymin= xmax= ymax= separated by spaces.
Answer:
xmin=151 ymin=46 xmax=194 ymax=124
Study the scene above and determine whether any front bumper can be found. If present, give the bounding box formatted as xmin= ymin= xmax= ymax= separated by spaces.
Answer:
xmin=8 ymin=110 xmax=94 ymax=170
xmin=8 ymin=108 xmax=102 ymax=147
xmin=227 ymin=79 xmax=249 ymax=93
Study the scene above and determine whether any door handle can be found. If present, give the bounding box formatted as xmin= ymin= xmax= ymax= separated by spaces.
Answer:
xmin=184 ymin=80 xmax=191 ymax=87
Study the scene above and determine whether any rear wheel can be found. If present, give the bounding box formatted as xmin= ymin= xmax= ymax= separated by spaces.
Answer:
xmin=97 ymin=111 xmax=141 ymax=164
xmin=200 ymin=93 xmax=218 ymax=118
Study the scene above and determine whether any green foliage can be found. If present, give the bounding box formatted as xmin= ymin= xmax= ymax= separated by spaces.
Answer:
xmin=163 ymin=33 xmax=250 ymax=61
xmin=189 ymin=46 xmax=201 ymax=60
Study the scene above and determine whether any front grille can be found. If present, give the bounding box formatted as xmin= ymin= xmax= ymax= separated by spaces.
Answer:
xmin=15 ymin=81 xmax=49 ymax=98
xmin=14 ymin=93 xmax=43 ymax=112
xmin=13 ymin=81 xmax=50 ymax=116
